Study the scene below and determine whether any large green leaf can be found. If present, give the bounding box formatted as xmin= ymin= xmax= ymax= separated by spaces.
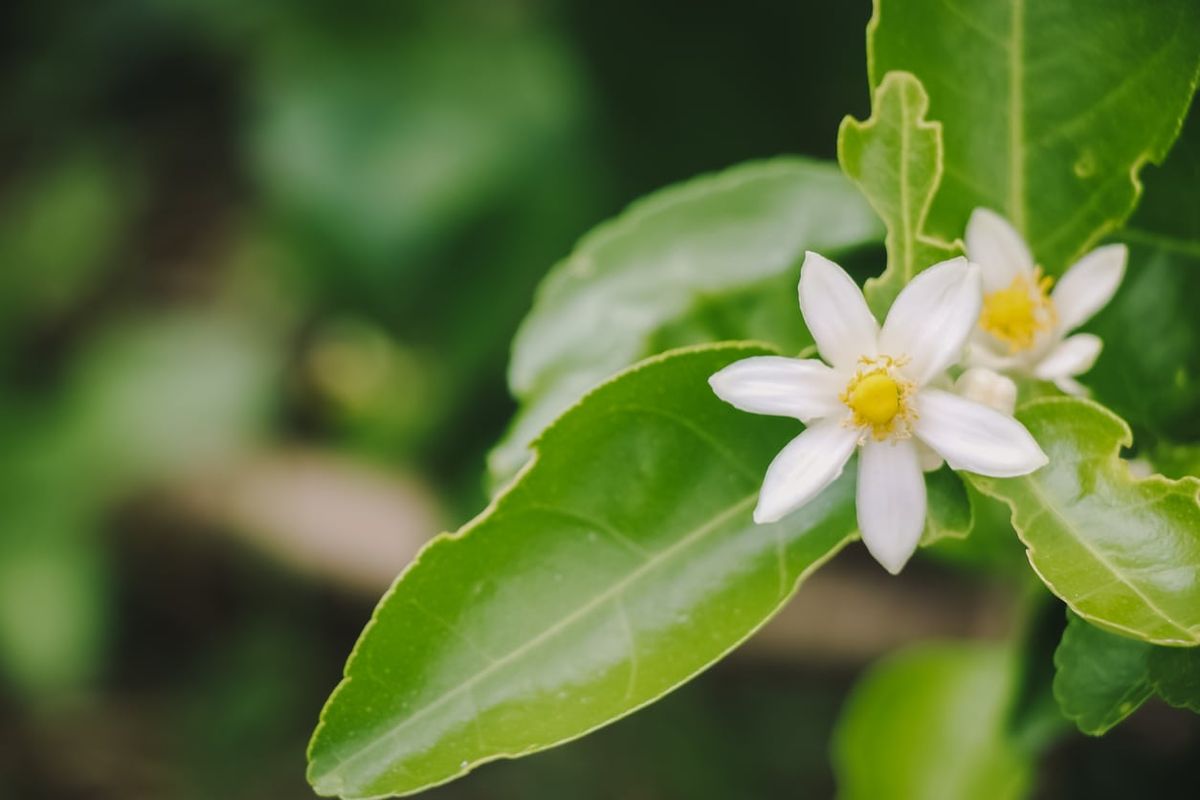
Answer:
xmin=1054 ymin=612 xmax=1200 ymax=736
xmin=308 ymin=343 xmax=857 ymax=798
xmin=1084 ymin=242 xmax=1200 ymax=441
xmin=869 ymin=0 xmax=1200 ymax=272
xmin=970 ymin=398 xmax=1200 ymax=646
xmin=833 ymin=643 xmax=1031 ymax=800
xmin=1085 ymin=106 xmax=1200 ymax=439
xmin=838 ymin=71 xmax=959 ymax=314
xmin=489 ymin=158 xmax=884 ymax=485
xmin=1122 ymin=95 xmax=1200 ymax=252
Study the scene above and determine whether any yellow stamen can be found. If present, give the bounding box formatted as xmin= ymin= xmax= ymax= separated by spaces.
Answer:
xmin=840 ymin=356 xmax=915 ymax=441
xmin=848 ymin=372 xmax=900 ymax=426
xmin=979 ymin=268 xmax=1056 ymax=352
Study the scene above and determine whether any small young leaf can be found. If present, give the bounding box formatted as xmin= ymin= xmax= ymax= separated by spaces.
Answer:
xmin=1053 ymin=612 xmax=1200 ymax=736
xmin=921 ymin=466 xmax=973 ymax=545
xmin=833 ymin=643 xmax=1031 ymax=800
xmin=1053 ymin=612 xmax=1155 ymax=736
xmin=490 ymin=158 xmax=884 ymax=486
xmin=307 ymin=343 xmax=857 ymax=798
xmin=838 ymin=70 xmax=959 ymax=314
xmin=1151 ymin=644 xmax=1200 ymax=713
xmin=970 ymin=398 xmax=1200 ymax=646
xmin=868 ymin=0 xmax=1200 ymax=272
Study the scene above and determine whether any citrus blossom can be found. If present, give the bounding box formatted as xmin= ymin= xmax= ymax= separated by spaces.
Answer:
xmin=709 ymin=253 xmax=1047 ymax=574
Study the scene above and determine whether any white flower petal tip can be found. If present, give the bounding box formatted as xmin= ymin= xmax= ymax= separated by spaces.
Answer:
xmin=914 ymin=389 xmax=1048 ymax=478
xmin=1053 ymin=244 xmax=1127 ymax=332
xmin=954 ymin=367 xmax=1017 ymax=415
xmin=708 ymin=356 xmax=844 ymax=421
xmin=965 ymin=207 xmax=1034 ymax=289
xmin=798 ymin=251 xmax=879 ymax=370
xmin=1032 ymin=334 xmax=1103 ymax=382
xmin=880 ymin=257 xmax=982 ymax=384
xmin=752 ymin=421 xmax=858 ymax=524
xmin=857 ymin=439 xmax=926 ymax=575
xmin=1053 ymin=375 xmax=1089 ymax=397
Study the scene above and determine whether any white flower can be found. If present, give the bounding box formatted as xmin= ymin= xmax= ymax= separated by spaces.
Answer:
xmin=965 ymin=208 xmax=1126 ymax=395
xmin=709 ymin=253 xmax=1047 ymax=574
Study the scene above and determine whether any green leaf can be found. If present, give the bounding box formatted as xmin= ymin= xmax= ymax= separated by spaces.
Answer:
xmin=1152 ymin=643 xmax=1200 ymax=713
xmin=490 ymin=157 xmax=884 ymax=486
xmin=833 ymin=643 xmax=1031 ymax=800
xmin=1123 ymin=96 xmax=1200 ymax=251
xmin=1085 ymin=107 xmax=1200 ymax=439
xmin=868 ymin=0 xmax=1200 ymax=272
xmin=969 ymin=398 xmax=1200 ymax=646
xmin=1054 ymin=612 xmax=1200 ymax=736
xmin=1084 ymin=241 xmax=1200 ymax=441
xmin=921 ymin=466 xmax=973 ymax=545
xmin=838 ymin=71 xmax=959 ymax=314
xmin=308 ymin=343 xmax=857 ymax=798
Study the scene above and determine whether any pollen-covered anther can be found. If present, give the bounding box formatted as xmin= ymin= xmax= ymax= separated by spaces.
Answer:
xmin=979 ymin=267 xmax=1056 ymax=352
xmin=840 ymin=355 xmax=916 ymax=441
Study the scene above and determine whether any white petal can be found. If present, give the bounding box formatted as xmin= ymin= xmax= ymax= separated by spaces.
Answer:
xmin=1054 ymin=375 xmax=1089 ymax=397
xmin=1052 ymin=244 xmax=1126 ymax=331
xmin=857 ymin=439 xmax=926 ymax=574
xmin=914 ymin=389 xmax=1047 ymax=477
xmin=754 ymin=419 xmax=858 ymax=524
xmin=879 ymin=257 xmax=982 ymax=385
xmin=916 ymin=440 xmax=945 ymax=472
xmin=963 ymin=338 xmax=1026 ymax=373
xmin=708 ymin=356 xmax=845 ymax=421
xmin=798 ymin=251 xmax=879 ymax=370
xmin=953 ymin=367 xmax=1017 ymax=415
xmin=965 ymin=208 xmax=1034 ymax=291
xmin=1033 ymin=334 xmax=1102 ymax=381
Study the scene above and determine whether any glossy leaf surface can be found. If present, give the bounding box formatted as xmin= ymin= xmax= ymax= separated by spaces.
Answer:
xmin=971 ymin=398 xmax=1200 ymax=646
xmin=1054 ymin=612 xmax=1200 ymax=735
xmin=838 ymin=70 xmax=958 ymax=314
xmin=833 ymin=643 xmax=1030 ymax=800
xmin=490 ymin=158 xmax=884 ymax=485
xmin=869 ymin=0 xmax=1200 ymax=272
xmin=308 ymin=344 xmax=857 ymax=798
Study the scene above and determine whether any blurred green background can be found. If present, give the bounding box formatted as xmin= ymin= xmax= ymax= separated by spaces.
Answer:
xmin=2 ymin=1 xmax=1198 ymax=797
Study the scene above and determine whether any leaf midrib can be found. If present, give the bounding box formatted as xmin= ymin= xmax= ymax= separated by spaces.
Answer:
xmin=1007 ymin=0 xmax=1026 ymax=231
xmin=318 ymin=491 xmax=760 ymax=785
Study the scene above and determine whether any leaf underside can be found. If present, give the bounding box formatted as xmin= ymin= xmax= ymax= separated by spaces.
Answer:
xmin=490 ymin=157 xmax=884 ymax=487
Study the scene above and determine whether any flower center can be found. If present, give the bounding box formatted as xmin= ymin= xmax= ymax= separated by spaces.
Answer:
xmin=848 ymin=372 xmax=900 ymax=426
xmin=979 ymin=268 xmax=1056 ymax=352
xmin=840 ymin=356 xmax=915 ymax=441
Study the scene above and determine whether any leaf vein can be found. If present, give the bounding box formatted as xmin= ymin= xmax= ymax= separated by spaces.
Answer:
xmin=322 ymin=492 xmax=759 ymax=783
